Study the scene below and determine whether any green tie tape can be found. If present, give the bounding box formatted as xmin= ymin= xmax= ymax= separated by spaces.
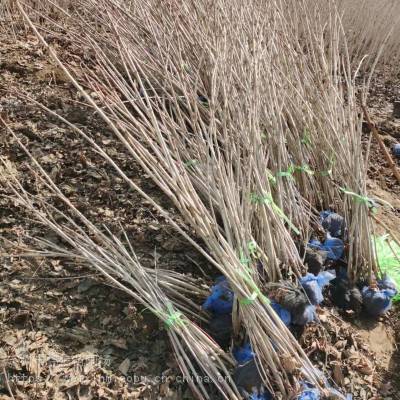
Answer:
xmin=247 ymin=240 xmax=257 ymax=256
xmin=250 ymin=193 xmax=300 ymax=235
xmin=184 ymin=159 xmax=198 ymax=169
xmin=266 ymin=169 xmax=277 ymax=186
xmin=165 ymin=311 xmax=184 ymax=327
xmin=239 ymin=267 xmax=270 ymax=306
xmin=340 ymin=188 xmax=372 ymax=204
xmin=239 ymin=249 xmax=251 ymax=265
xmin=276 ymin=165 xmax=295 ymax=179
xmin=301 ymin=129 xmax=312 ymax=146
xmin=276 ymin=164 xmax=314 ymax=179
xmin=318 ymin=155 xmax=335 ymax=177
xmin=157 ymin=303 xmax=186 ymax=329
xmin=340 ymin=188 xmax=377 ymax=213
xmin=293 ymin=164 xmax=314 ymax=175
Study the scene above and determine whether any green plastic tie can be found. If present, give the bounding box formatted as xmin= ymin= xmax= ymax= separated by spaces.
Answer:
xmin=239 ymin=249 xmax=250 ymax=265
xmin=301 ymin=129 xmax=312 ymax=146
xmin=247 ymin=240 xmax=257 ymax=256
xmin=184 ymin=159 xmax=198 ymax=168
xmin=261 ymin=132 xmax=268 ymax=140
xmin=276 ymin=164 xmax=314 ymax=178
xmin=276 ymin=165 xmax=295 ymax=179
xmin=340 ymin=188 xmax=377 ymax=213
xmin=250 ymin=193 xmax=300 ymax=235
xmin=340 ymin=188 xmax=371 ymax=204
xmin=240 ymin=289 xmax=270 ymax=305
xmin=163 ymin=304 xmax=186 ymax=328
xmin=165 ymin=311 xmax=184 ymax=327
xmin=266 ymin=170 xmax=277 ymax=186
xmin=293 ymin=164 xmax=314 ymax=175
xmin=319 ymin=154 xmax=336 ymax=177
xmin=319 ymin=169 xmax=332 ymax=177
xmin=239 ymin=268 xmax=270 ymax=306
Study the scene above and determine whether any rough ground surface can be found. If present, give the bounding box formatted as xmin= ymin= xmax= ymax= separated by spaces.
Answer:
xmin=0 ymin=27 xmax=399 ymax=400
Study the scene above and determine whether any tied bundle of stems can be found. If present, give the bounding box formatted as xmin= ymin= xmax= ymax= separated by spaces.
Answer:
xmin=1 ymin=148 xmax=242 ymax=400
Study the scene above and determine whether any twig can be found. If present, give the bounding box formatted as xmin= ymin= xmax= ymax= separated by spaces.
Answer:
xmin=371 ymin=213 xmax=400 ymax=249
xmin=361 ymin=103 xmax=400 ymax=184
xmin=2 ymin=368 xmax=16 ymax=400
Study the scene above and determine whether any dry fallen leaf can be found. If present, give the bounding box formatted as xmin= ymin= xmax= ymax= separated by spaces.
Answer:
xmin=332 ymin=362 xmax=344 ymax=385
xmin=110 ymin=338 xmax=128 ymax=350
xmin=118 ymin=358 xmax=130 ymax=376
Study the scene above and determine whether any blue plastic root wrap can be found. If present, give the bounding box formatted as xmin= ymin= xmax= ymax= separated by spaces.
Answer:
xmin=202 ymin=276 xmax=233 ymax=315
xmin=297 ymin=388 xmax=320 ymax=400
xmin=246 ymin=389 xmax=272 ymax=400
xmin=298 ymin=387 xmax=352 ymax=400
xmin=300 ymin=271 xmax=336 ymax=305
xmin=320 ymin=211 xmax=345 ymax=238
xmin=271 ymin=301 xmax=292 ymax=326
xmin=298 ymin=373 xmax=352 ymax=400
xmin=323 ymin=235 xmax=344 ymax=260
xmin=393 ymin=143 xmax=400 ymax=157
xmin=309 ymin=235 xmax=344 ymax=261
xmin=362 ymin=276 xmax=398 ymax=317
xmin=379 ymin=275 xmax=398 ymax=295
xmin=292 ymin=304 xmax=316 ymax=325
xmin=233 ymin=359 xmax=272 ymax=400
xmin=233 ymin=343 xmax=254 ymax=364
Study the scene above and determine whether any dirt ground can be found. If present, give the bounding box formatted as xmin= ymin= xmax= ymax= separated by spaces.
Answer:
xmin=0 ymin=26 xmax=399 ymax=400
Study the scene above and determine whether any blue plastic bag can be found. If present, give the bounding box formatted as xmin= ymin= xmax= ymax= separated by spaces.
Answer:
xmin=393 ymin=143 xmax=400 ymax=157
xmin=233 ymin=343 xmax=254 ymax=364
xmin=202 ymin=276 xmax=234 ymax=315
xmin=249 ymin=390 xmax=272 ymax=400
xmin=298 ymin=387 xmax=352 ymax=400
xmin=320 ymin=211 xmax=345 ymax=238
xmin=271 ymin=301 xmax=292 ymax=326
xmin=320 ymin=210 xmax=332 ymax=221
xmin=297 ymin=388 xmax=320 ymax=400
xmin=309 ymin=239 xmax=323 ymax=249
xmin=362 ymin=285 xmax=395 ymax=316
xmin=292 ymin=304 xmax=316 ymax=325
xmin=299 ymin=377 xmax=352 ymax=400
xmin=308 ymin=236 xmax=344 ymax=261
xmin=300 ymin=271 xmax=336 ymax=305
xmin=378 ymin=275 xmax=398 ymax=297
xmin=322 ymin=235 xmax=344 ymax=260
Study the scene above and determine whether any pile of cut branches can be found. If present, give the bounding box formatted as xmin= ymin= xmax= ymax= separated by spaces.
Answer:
xmin=1 ymin=0 xmax=399 ymax=398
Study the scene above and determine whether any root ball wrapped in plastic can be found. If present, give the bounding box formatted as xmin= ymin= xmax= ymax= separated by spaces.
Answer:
xmin=320 ymin=211 xmax=345 ymax=238
xmin=267 ymin=283 xmax=316 ymax=325
xmin=331 ymin=281 xmax=363 ymax=314
xmin=309 ymin=236 xmax=344 ymax=261
xmin=271 ymin=301 xmax=292 ymax=326
xmin=304 ymin=247 xmax=328 ymax=275
xmin=300 ymin=271 xmax=336 ymax=305
xmin=393 ymin=143 xmax=400 ymax=157
xmin=362 ymin=276 xmax=397 ymax=317
xmin=202 ymin=276 xmax=233 ymax=315
xmin=208 ymin=313 xmax=233 ymax=349
xmin=233 ymin=343 xmax=254 ymax=364
xmin=233 ymin=359 xmax=272 ymax=400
